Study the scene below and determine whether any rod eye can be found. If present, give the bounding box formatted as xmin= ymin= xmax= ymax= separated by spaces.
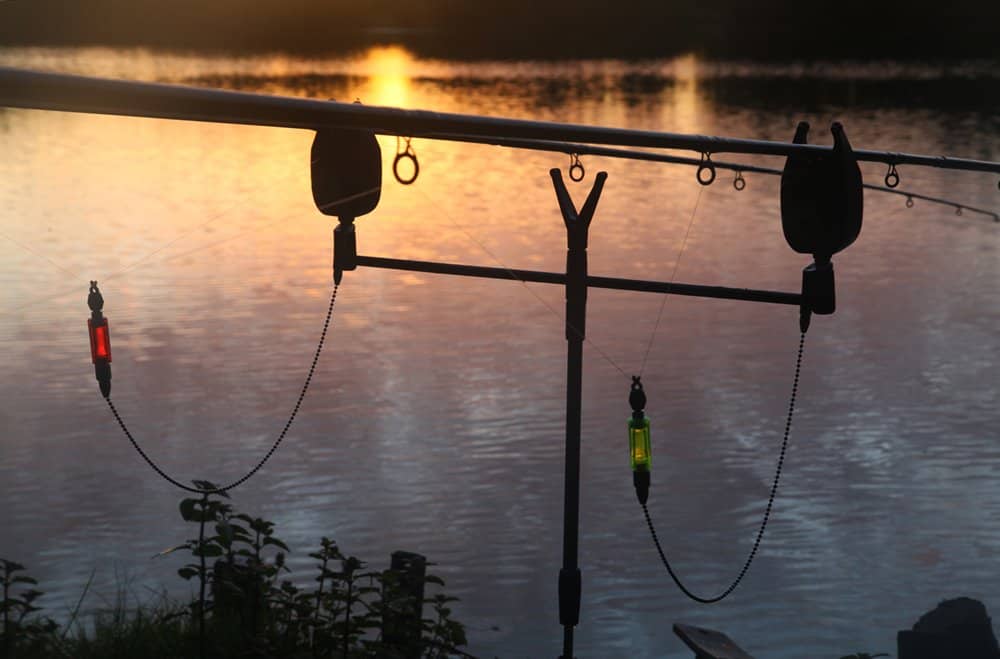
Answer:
xmin=568 ymin=154 xmax=585 ymax=182
xmin=696 ymin=153 xmax=716 ymax=186
xmin=885 ymin=163 xmax=900 ymax=188
xmin=733 ymin=171 xmax=746 ymax=191
xmin=393 ymin=137 xmax=419 ymax=185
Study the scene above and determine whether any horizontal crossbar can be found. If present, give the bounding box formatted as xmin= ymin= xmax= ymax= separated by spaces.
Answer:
xmin=354 ymin=255 xmax=801 ymax=306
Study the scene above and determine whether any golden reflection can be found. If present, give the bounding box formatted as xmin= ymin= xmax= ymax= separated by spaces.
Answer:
xmin=664 ymin=52 xmax=702 ymax=134
xmin=673 ymin=53 xmax=699 ymax=85
xmin=358 ymin=45 xmax=415 ymax=108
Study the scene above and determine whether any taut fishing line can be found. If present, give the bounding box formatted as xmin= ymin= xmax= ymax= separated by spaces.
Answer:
xmin=622 ymin=175 xmax=806 ymax=603
xmin=637 ymin=185 xmax=703 ymax=377
xmin=10 ymin=159 xmax=306 ymax=314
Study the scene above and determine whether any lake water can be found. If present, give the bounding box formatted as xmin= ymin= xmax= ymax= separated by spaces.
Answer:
xmin=1 ymin=47 xmax=998 ymax=658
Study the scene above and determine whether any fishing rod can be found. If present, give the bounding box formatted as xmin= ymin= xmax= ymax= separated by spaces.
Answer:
xmin=2 ymin=67 xmax=999 ymax=178
xmin=424 ymin=133 xmax=1000 ymax=221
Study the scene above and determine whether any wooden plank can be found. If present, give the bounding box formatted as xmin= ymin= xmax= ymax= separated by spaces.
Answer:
xmin=673 ymin=623 xmax=757 ymax=659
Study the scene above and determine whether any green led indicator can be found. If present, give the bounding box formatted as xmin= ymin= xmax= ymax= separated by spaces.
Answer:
xmin=628 ymin=415 xmax=651 ymax=472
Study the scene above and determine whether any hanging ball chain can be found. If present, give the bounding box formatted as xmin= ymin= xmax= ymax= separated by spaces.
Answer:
xmin=642 ymin=331 xmax=807 ymax=603
xmin=100 ymin=282 xmax=341 ymax=495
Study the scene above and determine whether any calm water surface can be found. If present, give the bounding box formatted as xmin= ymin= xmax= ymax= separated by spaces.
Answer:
xmin=1 ymin=48 xmax=998 ymax=658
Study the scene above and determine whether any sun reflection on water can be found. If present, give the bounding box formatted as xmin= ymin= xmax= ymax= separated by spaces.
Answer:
xmin=355 ymin=45 xmax=416 ymax=108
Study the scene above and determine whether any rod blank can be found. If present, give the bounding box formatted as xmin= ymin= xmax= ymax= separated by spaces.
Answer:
xmin=1 ymin=67 xmax=998 ymax=175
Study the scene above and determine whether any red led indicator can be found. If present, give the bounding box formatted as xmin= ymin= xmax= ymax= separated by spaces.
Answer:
xmin=88 ymin=318 xmax=112 ymax=363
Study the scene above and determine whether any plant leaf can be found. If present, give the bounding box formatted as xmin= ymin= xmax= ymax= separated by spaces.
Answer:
xmin=177 ymin=567 xmax=199 ymax=580
xmin=193 ymin=544 xmax=223 ymax=558
xmin=179 ymin=498 xmax=200 ymax=522
xmin=215 ymin=522 xmax=234 ymax=544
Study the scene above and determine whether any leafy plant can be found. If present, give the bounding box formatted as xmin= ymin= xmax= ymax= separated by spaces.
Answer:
xmin=422 ymin=593 xmax=469 ymax=659
xmin=0 ymin=560 xmax=58 ymax=659
xmin=173 ymin=480 xmax=232 ymax=657
xmin=2 ymin=487 xmax=472 ymax=659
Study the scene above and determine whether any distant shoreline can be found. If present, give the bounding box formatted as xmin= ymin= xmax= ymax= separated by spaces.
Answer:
xmin=0 ymin=1 xmax=997 ymax=61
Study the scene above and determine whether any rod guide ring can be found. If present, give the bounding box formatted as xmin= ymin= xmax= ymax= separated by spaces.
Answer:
xmin=885 ymin=163 xmax=900 ymax=188
xmin=696 ymin=153 xmax=716 ymax=186
xmin=393 ymin=136 xmax=419 ymax=185
xmin=733 ymin=170 xmax=746 ymax=191
xmin=569 ymin=153 xmax=585 ymax=182
xmin=393 ymin=151 xmax=419 ymax=185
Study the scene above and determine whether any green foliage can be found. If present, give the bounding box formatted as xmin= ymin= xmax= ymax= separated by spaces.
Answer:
xmin=1 ymin=559 xmax=59 ymax=658
xmin=0 ymin=544 xmax=904 ymax=659
xmin=1 ymin=485 xmax=471 ymax=659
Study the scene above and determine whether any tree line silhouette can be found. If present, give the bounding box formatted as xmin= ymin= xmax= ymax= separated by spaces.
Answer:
xmin=0 ymin=0 xmax=996 ymax=59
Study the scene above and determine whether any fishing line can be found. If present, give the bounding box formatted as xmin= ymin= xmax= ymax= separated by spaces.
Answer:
xmin=108 ymin=209 xmax=306 ymax=280
xmin=623 ymin=182 xmax=806 ymax=604
xmin=11 ymin=209 xmax=310 ymax=316
xmin=0 ymin=229 xmax=86 ymax=281
xmin=102 ymin=179 xmax=296 ymax=284
xmin=7 ymin=162 xmax=304 ymax=312
xmin=637 ymin=186 xmax=703 ymax=377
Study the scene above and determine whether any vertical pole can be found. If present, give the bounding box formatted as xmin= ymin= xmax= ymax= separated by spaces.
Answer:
xmin=551 ymin=169 xmax=606 ymax=659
